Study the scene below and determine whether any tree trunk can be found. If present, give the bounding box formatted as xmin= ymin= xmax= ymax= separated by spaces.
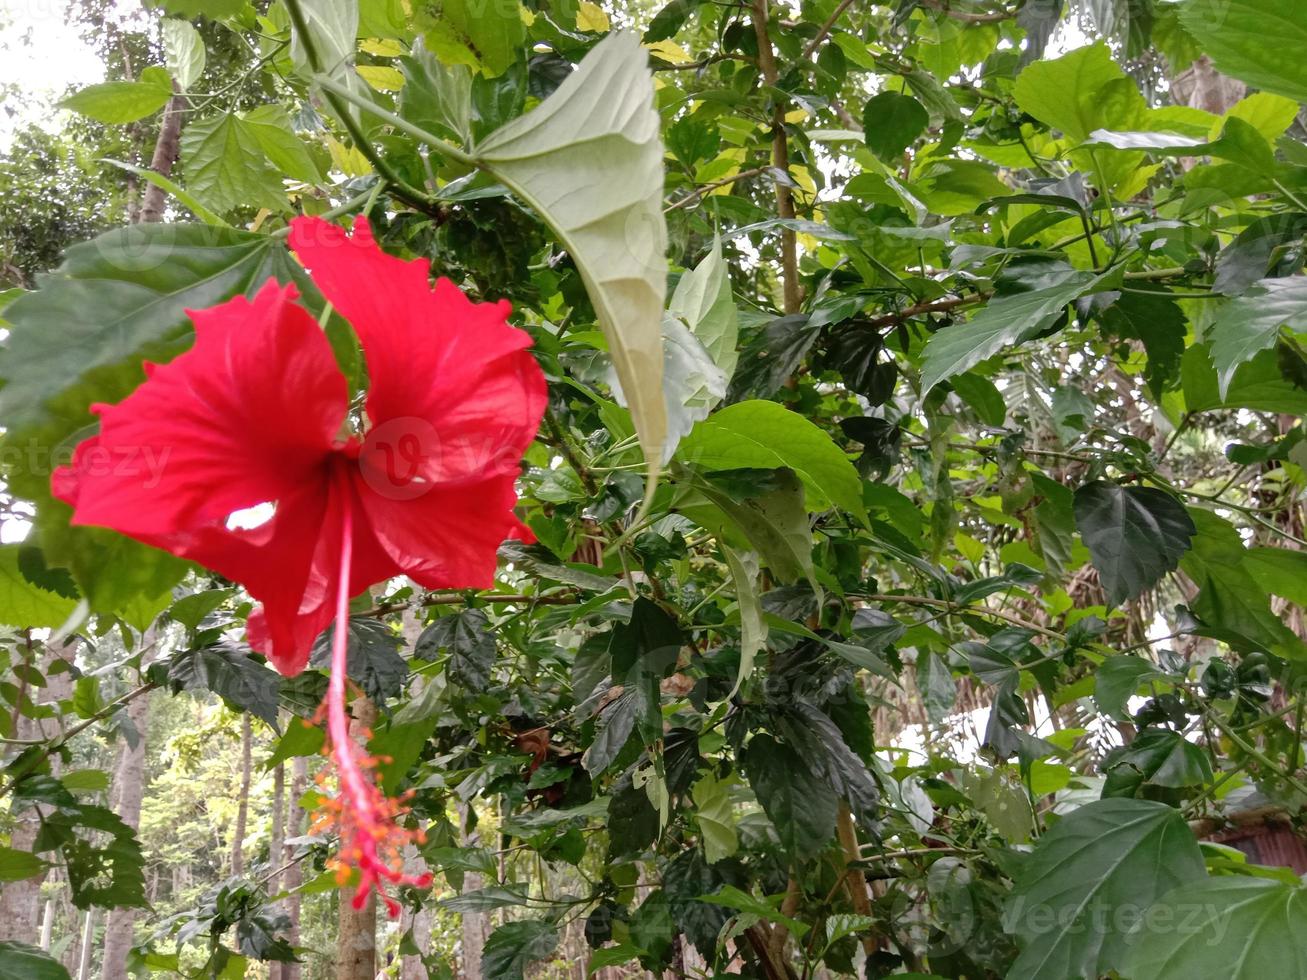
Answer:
xmin=277 ymin=755 xmax=309 ymax=980
xmin=458 ymin=804 xmax=488 ymax=980
xmin=76 ymin=910 xmax=96 ymax=980
xmin=270 ymin=758 xmax=286 ymax=889
xmin=231 ymin=713 xmax=253 ymax=877
xmin=336 ymin=698 xmax=378 ymax=980
xmin=100 ymin=690 xmax=151 ymax=980
xmin=137 ymin=86 xmax=187 ymax=225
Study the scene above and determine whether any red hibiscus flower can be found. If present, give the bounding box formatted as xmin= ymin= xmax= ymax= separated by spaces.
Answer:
xmin=52 ymin=214 xmax=547 ymax=914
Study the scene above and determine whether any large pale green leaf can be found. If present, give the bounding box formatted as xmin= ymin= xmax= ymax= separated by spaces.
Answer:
xmin=478 ymin=32 xmax=667 ymax=476
xmin=182 ymin=113 xmax=288 ymax=214
xmin=1207 ymin=277 xmax=1307 ymax=397
xmin=60 ymin=68 xmax=173 ymax=124
xmin=289 ymin=0 xmax=358 ymax=76
xmin=0 ymin=546 xmax=78 ymax=629
xmin=162 ymin=18 xmax=206 ymax=90
xmin=1245 ymin=547 xmax=1307 ymax=607
xmin=678 ymin=401 xmax=865 ymax=520
xmin=1124 ymin=878 xmax=1307 ymax=980
xmin=1178 ymin=0 xmax=1307 ymax=103
xmin=1003 ymin=799 xmax=1206 ymax=980
xmin=920 ymin=272 xmax=1098 ymax=393
xmin=400 ymin=37 xmax=473 ymax=143
xmin=669 ymin=238 xmax=739 ymax=378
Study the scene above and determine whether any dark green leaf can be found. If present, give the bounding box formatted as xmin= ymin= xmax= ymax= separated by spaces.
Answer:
xmin=167 ymin=643 xmax=282 ymax=726
xmin=862 ymin=91 xmax=929 ymax=161
xmin=414 ymin=609 xmax=496 ymax=692
xmin=311 ymin=618 xmax=407 ymax=703
xmin=742 ymin=734 xmax=838 ymax=859
xmin=1073 ymin=482 xmax=1195 ymax=606
xmin=0 ymin=942 xmax=72 ymax=980
xmin=481 ymin=920 xmax=559 ymax=980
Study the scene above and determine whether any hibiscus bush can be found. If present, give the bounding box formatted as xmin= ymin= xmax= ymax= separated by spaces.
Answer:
xmin=3 ymin=0 xmax=1307 ymax=977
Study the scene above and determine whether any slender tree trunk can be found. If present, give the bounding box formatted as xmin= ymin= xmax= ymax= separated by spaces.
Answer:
xmin=138 ymin=85 xmax=187 ymax=225
xmin=76 ymin=910 xmax=96 ymax=980
xmin=100 ymin=690 xmax=151 ymax=980
xmin=458 ymin=803 xmax=487 ymax=980
xmin=270 ymin=758 xmax=286 ymax=888
xmin=277 ymin=755 xmax=309 ymax=980
xmin=231 ymin=714 xmax=253 ymax=877
xmin=337 ymin=698 xmax=378 ymax=980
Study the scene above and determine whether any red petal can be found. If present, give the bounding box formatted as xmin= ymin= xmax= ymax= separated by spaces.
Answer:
xmin=54 ymin=280 xmax=347 ymax=537
xmin=289 ymin=216 xmax=546 ymax=488
xmin=353 ymin=471 xmax=529 ymax=589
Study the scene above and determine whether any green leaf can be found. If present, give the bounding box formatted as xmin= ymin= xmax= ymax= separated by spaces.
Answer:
xmin=1013 ymin=42 xmax=1145 ymax=142
xmin=1095 ymin=656 xmax=1166 ymax=720
xmin=414 ymin=609 xmax=496 ymax=692
xmin=582 ymin=690 xmax=638 ymax=775
xmin=478 ymin=32 xmax=668 ymax=476
xmin=1102 ymin=728 xmax=1213 ymax=798
xmin=60 ymin=69 xmax=173 ymax=124
xmin=1177 ymin=0 xmax=1307 ymax=103
xmin=1182 ymin=344 xmax=1307 ymax=415
xmin=401 ymin=37 xmax=473 ymax=143
xmin=0 ymin=942 xmax=72 ymax=980
xmin=949 ymin=372 xmax=1006 ymax=425
xmin=0 ymin=846 xmax=47 ymax=882
xmin=743 ymin=733 xmax=838 ymax=859
xmin=168 ymin=588 xmax=235 ymax=631
xmin=167 ymin=644 xmax=283 ymax=726
xmin=439 ymin=0 xmax=525 ymax=77
xmin=182 ymin=113 xmax=288 ymax=214
xmin=862 ymin=91 xmax=929 ymax=161
xmin=0 ymin=545 xmax=77 ymax=628
xmin=1180 ymin=509 xmax=1307 ymax=660
xmin=60 ymin=769 xmax=110 ymax=793
xmin=587 ymin=945 xmax=642 ymax=975
xmin=311 ymin=618 xmax=407 ymax=703
xmin=643 ymin=313 xmax=728 ymax=460
xmin=1207 ymin=277 xmax=1307 ymax=397
xmin=289 ymin=0 xmax=358 ymax=77
xmin=920 ymin=272 xmax=1099 ymax=393
xmin=699 ymin=468 xmax=816 ymax=588
xmin=481 ymin=920 xmax=559 ymax=980
xmin=1245 ymin=547 xmax=1307 ymax=607
xmin=1099 ymin=288 xmax=1188 ymax=396
xmin=1073 ymin=482 xmax=1195 ymax=607
xmin=240 ymin=106 xmax=324 ymax=184
xmin=1124 ymin=877 xmax=1307 ymax=980
xmin=721 ymin=544 xmax=766 ymax=697
xmin=1004 ymin=798 xmax=1206 ymax=980
xmin=670 ymin=239 xmax=739 ymax=378
xmin=678 ymin=401 xmax=866 ymax=520
xmin=690 ymin=771 xmax=738 ymax=863
xmin=162 ymin=18 xmax=206 ymax=90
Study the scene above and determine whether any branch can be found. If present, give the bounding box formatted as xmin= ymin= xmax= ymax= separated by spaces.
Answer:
xmin=664 ymin=166 xmax=771 ymax=213
xmin=752 ymin=0 xmax=802 ymax=315
xmin=139 ymin=84 xmax=187 ymax=225
xmin=801 ymin=0 xmax=857 ymax=59
xmin=918 ymin=0 xmax=1018 ymax=24
xmin=856 ymin=593 xmax=1064 ymax=641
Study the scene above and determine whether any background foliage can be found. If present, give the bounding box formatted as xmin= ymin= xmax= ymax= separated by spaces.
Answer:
xmin=2 ymin=0 xmax=1307 ymax=978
